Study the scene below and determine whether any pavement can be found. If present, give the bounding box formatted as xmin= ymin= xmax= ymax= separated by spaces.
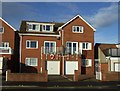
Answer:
xmin=0 ymin=75 xmax=120 ymax=91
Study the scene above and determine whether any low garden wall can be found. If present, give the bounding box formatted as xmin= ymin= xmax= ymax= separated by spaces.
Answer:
xmin=102 ymin=72 xmax=120 ymax=81
xmin=6 ymin=70 xmax=48 ymax=82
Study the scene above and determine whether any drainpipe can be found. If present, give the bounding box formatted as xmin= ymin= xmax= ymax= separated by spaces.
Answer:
xmin=61 ymin=29 xmax=64 ymax=76
xmin=40 ymin=47 xmax=42 ymax=73
xmin=19 ymin=35 xmax=22 ymax=73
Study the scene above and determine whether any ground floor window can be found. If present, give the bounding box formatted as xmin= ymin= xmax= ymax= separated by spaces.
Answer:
xmin=82 ymin=59 xmax=92 ymax=67
xmin=25 ymin=58 xmax=38 ymax=66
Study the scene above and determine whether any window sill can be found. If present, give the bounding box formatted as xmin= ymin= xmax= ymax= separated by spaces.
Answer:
xmin=72 ymin=31 xmax=83 ymax=33
xmin=82 ymin=66 xmax=92 ymax=67
xmin=82 ymin=49 xmax=92 ymax=51
xmin=25 ymin=65 xmax=38 ymax=67
xmin=26 ymin=48 xmax=38 ymax=49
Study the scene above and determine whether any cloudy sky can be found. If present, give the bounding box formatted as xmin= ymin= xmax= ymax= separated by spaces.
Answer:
xmin=1 ymin=2 xmax=118 ymax=44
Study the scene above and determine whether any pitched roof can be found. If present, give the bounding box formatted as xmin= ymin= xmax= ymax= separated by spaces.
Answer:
xmin=0 ymin=17 xmax=16 ymax=31
xmin=58 ymin=15 xmax=96 ymax=31
xmin=95 ymin=43 xmax=119 ymax=56
xmin=96 ymin=43 xmax=117 ymax=51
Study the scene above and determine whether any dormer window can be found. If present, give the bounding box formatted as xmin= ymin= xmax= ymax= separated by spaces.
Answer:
xmin=0 ymin=27 xmax=4 ymax=33
xmin=72 ymin=26 xmax=84 ymax=33
xmin=43 ymin=25 xmax=53 ymax=32
xmin=28 ymin=24 xmax=39 ymax=31
xmin=27 ymin=22 xmax=54 ymax=32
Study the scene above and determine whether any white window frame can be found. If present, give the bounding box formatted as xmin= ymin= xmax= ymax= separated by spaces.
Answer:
xmin=26 ymin=40 xmax=38 ymax=49
xmin=1 ymin=42 xmax=9 ymax=47
xmin=44 ymin=41 xmax=56 ymax=54
xmin=72 ymin=26 xmax=84 ymax=33
xmin=27 ymin=23 xmax=40 ymax=32
xmin=66 ymin=42 xmax=78 ymax=54
xmin=80 ymin=42 xmax=92 ymax=50
xmin=0 ymin=27 xmax=4 ymax=33
xmin=25 ymin=58 xmax=38 ymax=66
xmin=82 ymin=59 xmax=92 ymax=67
xmin=42 ymin=24 xmax=53 ymax=32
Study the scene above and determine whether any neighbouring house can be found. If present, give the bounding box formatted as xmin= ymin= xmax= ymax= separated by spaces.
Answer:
xmin=94 ymin=43 xmax=120 ymax=81
xmin=6 ymin=15 xmax=96 ymax=82
xmin=0 ymin=17 xmax=19 ymax=74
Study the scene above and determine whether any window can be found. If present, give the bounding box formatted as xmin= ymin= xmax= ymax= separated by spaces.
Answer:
xmin=81 ymin=42 xmax=91 ymax=50
xmin=25 ymin=58 xmax=38 ymax=66
xmin=72 ymin=26 xmax=83 ymax=33
xmin=44 ymin=41 xmax=56 ymax=54
xmin=26 ymin=40 xmax=38 ymax=49
xmin=42 ymin=25 xmax=53 ymax=32
xmin=82 ymin=59 xmax=92 ymax=67
xmin=66 ymin=42 xmax=78 ymax=54
xmin=0 ymin=27 xmax=4 ymax=33
xmin=28 ymin=24 xmax=39 ymax=31
xmin=1 ymin=42 xmax=9 ymax=47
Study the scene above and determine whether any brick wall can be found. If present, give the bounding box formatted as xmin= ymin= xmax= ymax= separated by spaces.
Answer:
xmin=102 ymin=72 xmax=120 ymax=81
xmin=101 ymin=63 xmax=108 ymax=73
xmin=6 ymin=70 xmax=48 ymax=82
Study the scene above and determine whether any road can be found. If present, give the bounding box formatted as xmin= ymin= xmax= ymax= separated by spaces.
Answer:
xmin=1 ymin=81 xmax=120 ymax=91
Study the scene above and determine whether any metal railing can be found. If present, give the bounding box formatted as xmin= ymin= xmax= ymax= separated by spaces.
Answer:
xmin=0 ymin=47 xmax=13 ymax=54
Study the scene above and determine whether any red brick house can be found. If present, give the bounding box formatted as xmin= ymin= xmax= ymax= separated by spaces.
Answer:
xmin=18 ymin=15 xmax=95 ymax=81
xmin=0 ymin=17 xmax=19 ymax=74
xmin=94 ymin=43 xmax=120 ymax=81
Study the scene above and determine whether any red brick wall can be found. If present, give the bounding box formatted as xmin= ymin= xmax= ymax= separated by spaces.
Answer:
xmin=0 ymin=19 xmax=16 ymax=72
xmin=20 ymin=16 xmax=94 ymax=76
xmin=101 ymin=63 xmax=108 ymax=73
xmin=62 ymin=17 xmax=94 ymax=75
xmin=102 ymin=72 xmax=120 ymax=81
xmin=6 ymin=70 xmax=48 ymax=82
xmin=21 ymin=35 xmax=61 ymax=73
xmin=0 ymin=19 xmax=15 ymax=50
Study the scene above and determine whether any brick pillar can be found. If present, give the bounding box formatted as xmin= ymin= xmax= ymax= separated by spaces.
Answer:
xmin=78 ymin=56 xmax=81 ymax=75
xmin=73 ymin=70 xmax=79 ymax=81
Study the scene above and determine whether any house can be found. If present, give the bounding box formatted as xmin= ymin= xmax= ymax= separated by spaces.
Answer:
xmin=94 ymin=43 xmax=120 ymax=81
xmin=6 ymin=15 xmax=95 ymax=82
xmin=0 ymin=17 xmax=19 ymax=74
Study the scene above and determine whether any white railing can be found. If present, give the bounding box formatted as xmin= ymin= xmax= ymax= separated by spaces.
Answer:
xmin=0 ymin=47 xmax=13 ymax=54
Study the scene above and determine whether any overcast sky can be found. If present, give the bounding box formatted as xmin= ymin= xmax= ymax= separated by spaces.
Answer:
xmin=1 ymin=2 xmax=119 ymax=44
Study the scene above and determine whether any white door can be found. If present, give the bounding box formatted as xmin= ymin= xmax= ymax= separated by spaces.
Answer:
xmin=0 ymin=57 xmax=3 ymax=74
xmin=47 ymin=61 xmax=60 ymax=75
xmin=114 ymin=63 xmax=120 ymax=72
xmin=65 ymin=61 xmax=78 ymax=75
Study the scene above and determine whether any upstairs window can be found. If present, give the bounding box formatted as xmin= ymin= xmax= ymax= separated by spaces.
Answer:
xmin=72 ymin=26 xmax=83 ymax=33
xmin=1 ymin=42 xmax=9 ymax=47
xmin=0 ymin=27 xmax=4 ymax=33
xmin=66 ymin=42 xmax=78 ymax=54
xmin=81 ymin=42 xmax=91 ymax=50
xmin=42 ymin=25 xmax=53 ymax=32
xmin=44 ymin=41 xmax=56 ymax=54
xmin=28 ymin=24 xmax=39 ymax=31
xmin=26 ymin=40 xmax=38 ymax=49
xmin=82 ymin=59 xmax=92 ymax=67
